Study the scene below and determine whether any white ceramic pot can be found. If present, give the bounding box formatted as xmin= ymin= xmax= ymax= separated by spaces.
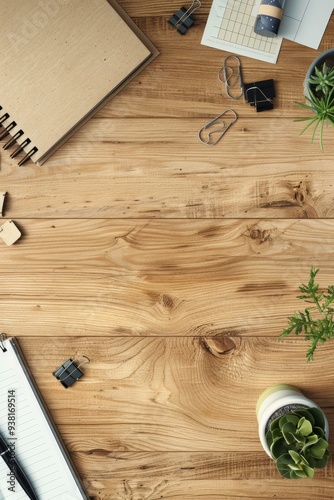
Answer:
xmin=256 ymin=384 xmax=329 ymax=457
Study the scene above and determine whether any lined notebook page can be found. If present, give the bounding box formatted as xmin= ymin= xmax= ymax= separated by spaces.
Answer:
xmin=0 ymin=338 xmax=88 ymax=499
xmin=0 ymin=0 xmax=151 ymax=163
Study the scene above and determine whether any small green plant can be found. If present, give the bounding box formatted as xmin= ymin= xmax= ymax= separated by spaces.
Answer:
xmin=279 ymin=267 xmax=334 ymax=361
xmin=295 ymin=62 xmax=334 ymax=151
xmin=308 ymin=62 xmax=334 ymax=95
xmin=266 ymin=407 xmax=330 ymax=479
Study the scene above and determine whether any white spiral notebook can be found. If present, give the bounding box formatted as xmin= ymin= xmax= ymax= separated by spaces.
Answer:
xmin=0 ymin=336 xmax=89 ymax=499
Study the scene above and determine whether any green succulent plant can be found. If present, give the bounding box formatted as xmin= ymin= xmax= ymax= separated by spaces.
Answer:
xmin=308 ymin=62 xmax=334 ymax=95
xmin=266 ymin=407 xmax=330 ymax=479
xmin=295 ymin=61 xmax=334 ymax=151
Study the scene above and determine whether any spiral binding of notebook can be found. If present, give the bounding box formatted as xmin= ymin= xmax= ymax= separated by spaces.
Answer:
xmin=0 ymin=106 xmax=38 ymax=166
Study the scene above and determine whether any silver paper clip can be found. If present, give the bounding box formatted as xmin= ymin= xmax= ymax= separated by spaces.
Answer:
xmin=218 ymin=55 xmax=243 ymax=99
xmin=198 ymin=109 xmax=238 ymax=146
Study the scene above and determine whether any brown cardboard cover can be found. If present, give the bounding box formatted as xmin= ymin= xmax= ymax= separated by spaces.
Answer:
xmin=0 ymin=0 xmax=159 ymax=165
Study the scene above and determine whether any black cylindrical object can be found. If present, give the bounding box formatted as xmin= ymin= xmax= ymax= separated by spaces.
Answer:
xmin=254 ymin=0 xmax=285 ymax=38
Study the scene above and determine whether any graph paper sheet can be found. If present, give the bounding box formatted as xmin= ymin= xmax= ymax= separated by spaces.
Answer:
xmin=201 ymin=0 xmax=334 ymax=64
xmin=201 ymin=0 xmax=282 ymax=64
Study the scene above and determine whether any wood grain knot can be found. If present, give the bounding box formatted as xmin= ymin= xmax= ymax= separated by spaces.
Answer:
xmin=293 ymin=181 xmax=318 ymax=218
xmin=158 ymin=293 xmax=178 ymax=309
xmin=249 ymin=228 xmax=272 ymax=243
xmin=201 ymin=336 xmax=236 ymax=358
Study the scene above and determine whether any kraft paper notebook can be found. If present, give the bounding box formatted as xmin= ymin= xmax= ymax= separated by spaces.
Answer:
xmin=0 ymin=0 xmax=158 ymax=166
xmin=0 ymin=336 xmax=89 ymax=499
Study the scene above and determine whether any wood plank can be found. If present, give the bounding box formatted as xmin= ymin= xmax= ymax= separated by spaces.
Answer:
xmin=1 ymin=117 xmax=334 ymax=218
xmin=1 ymin=219 xmax=334 ymax=336
xmin=83 ymin=478 xmax=334 ymax=499
xmin=3 ymin=218 xmax=334 ymax=270
xmin=64 ymin=450 xmax=327 ymax=479
xmin=15 ymin=336 xmax=334 ymax=450
xmin=62 ymin=451 xmax=334 ymax=499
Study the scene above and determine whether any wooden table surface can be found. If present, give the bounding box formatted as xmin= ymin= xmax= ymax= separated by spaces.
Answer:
xmin=1 ymin=1 xmax=334 ymax=499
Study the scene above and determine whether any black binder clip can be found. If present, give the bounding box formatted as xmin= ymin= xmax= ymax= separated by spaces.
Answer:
xmin=53 ymin=355 xmax=90 ymax=388
xmin=168 ymin=0 xmax=201 ymax=35
xmin=243 ymin=79 xmax=275 ymax=112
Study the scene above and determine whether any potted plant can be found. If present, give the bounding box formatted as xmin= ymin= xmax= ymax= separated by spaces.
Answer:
xmin=256 ymin=384 xmax=330 ymax=479
xmin=279 ymin=266 xmax=334 ymax=361
xmin=295 ymin=48 xmax=334 ymax=151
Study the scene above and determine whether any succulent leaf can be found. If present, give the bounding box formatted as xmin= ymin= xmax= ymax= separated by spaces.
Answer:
xmin=298 ymin=417 xmax=313 ymax=436
xmin=295 ymin=465 xmax=314 ymax=479
xmin=294 ymin=408 xmax=315 ymax=426
xmin=313 ymin=450 xmax=331 ymax=469
xmin=314 ymin=426 xmax=325 ymax=438
xmin=276 ymin=453 xmax=296 ymax=478
xmin=306 ymin=407 xmax=326 ymax=429
xmin=302 ymin=434 xmax=319 ymax=452
xmin=270 ymin=437 xmax=288 ymax=460
xmin=293 ymin=433 xmax=306 ymax=445
xmin=289 ymin=471 xmax=302 ymax=479
xmin=280 ymin=414 xmax=299 ymax=428
xmin=289 ymin=450 xmax=303 ymax=464
xmin=270 ymin=416 xmax=281 ymax=432
xmin=282 ymin=422 xmax=297 ymax=445
xmin=272 ymin=428 xmax=282 ymax=439
xmin=309 ymin=438 xmax=329 ymax=459
xmin=304 ymin=453 xmax=316 ymax=469
xmin=265 ymin=429 xmax=273 ymax=449
xmin=303 ymin=464 xmax=315 ymax=478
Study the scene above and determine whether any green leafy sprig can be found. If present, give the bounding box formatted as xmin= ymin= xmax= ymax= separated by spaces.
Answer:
xmin=279 ymin=267 xmax=334 ymax=361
